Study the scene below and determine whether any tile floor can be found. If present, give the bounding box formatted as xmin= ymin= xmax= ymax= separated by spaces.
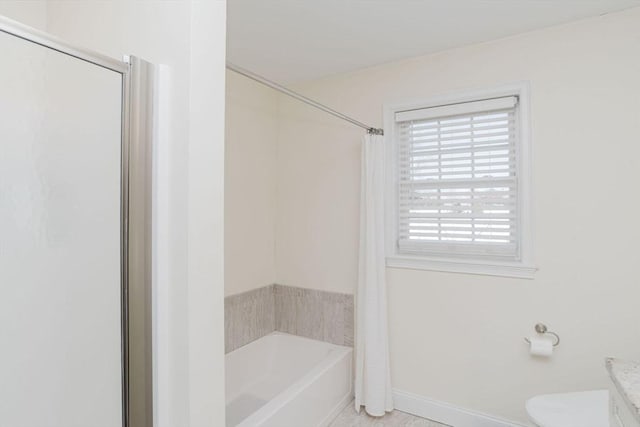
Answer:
xmin=329 ymin=401 xmax=450 ymax=427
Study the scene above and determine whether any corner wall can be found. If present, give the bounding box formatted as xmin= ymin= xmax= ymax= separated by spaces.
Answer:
xmin=275 ymin=7 xmax=640 ymax=423
xmin=225 ymin=71 xmax=278 ymax=296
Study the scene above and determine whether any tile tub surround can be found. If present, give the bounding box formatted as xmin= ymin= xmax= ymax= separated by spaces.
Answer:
xmin=606 ymin=358 xmax=640 ymax=423
xmin=225 ymin=285 xmax=276 ymax=353
xmin=225 ymin=284 xmax=354 ymax=353
xmin=274 ymin=284 xmax=354 ymax=347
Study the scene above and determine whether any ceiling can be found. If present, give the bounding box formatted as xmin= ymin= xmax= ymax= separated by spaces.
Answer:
xmin=227 ymin=0 xmax=640 ymax=84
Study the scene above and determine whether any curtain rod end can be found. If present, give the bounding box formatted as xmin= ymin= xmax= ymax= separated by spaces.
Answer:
xmin=368 ymin=128 xmax=384 ymax=136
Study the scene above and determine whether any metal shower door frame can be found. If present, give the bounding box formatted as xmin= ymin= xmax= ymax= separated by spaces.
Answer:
xmin=0 ymin=15 xmax=153 ymax=427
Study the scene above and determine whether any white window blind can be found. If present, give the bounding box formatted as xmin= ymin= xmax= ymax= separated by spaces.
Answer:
xmin=395 ymin=96 xmax=519 ymax=259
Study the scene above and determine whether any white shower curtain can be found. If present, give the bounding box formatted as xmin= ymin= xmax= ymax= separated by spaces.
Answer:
xmin=354 ymin=133 xmax=393 ymax=416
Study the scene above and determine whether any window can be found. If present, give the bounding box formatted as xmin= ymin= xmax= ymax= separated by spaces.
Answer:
xmin=385 ymin=85 xmax=535 ymax=278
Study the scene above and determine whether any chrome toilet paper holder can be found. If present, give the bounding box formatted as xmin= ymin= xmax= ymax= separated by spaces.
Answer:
xmin=524 ymin=323 xmax=560 ymax=347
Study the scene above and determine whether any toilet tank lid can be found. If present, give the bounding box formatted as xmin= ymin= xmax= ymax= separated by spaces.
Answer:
xmin=525 ymin=390 xmax=609 ymax=427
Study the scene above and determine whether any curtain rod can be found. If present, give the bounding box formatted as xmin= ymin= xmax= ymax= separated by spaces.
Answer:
xmin=226 ymin=62 xmax=384 ymax=135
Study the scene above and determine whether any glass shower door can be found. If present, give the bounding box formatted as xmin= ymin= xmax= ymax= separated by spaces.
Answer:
xmin=0 ymin=26 xmax=124 ymax=427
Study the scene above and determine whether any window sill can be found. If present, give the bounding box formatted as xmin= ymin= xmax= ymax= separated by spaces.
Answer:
xmin=386 ymin=255 xmax=537 ymax=279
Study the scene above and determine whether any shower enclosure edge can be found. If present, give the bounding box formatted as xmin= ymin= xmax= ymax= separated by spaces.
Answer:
xmin=0 ymin=14 xmax=154 ymax=427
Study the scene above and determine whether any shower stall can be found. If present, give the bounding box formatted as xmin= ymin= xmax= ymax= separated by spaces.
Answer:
xmin=0 ymin=16 xmax=153 ymax=427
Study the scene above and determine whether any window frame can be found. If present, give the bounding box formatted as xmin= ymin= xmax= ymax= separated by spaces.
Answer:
xmin=384 ymin=83 xmax=536 ymax=278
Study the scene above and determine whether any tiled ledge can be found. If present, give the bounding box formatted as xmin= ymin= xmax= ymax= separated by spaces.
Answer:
xmin=224 ymin=285 xmax=276 ymax=353
xmin=225 ymin=284 xmax=354 ymax=353
xmin=274 ymin=285 xmax=354 ymax=348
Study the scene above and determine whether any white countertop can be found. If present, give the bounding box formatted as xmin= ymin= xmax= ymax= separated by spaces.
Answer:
xmin=607 ymin=357 xmax=640 ymax=424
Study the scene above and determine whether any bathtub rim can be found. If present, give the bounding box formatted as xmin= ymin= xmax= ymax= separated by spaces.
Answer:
xmin=227 ymin=331 xmax=353 ymax=427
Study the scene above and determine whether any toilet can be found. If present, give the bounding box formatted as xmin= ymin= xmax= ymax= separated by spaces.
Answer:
xmin=526 ymin=390 xmax=610 ymax=427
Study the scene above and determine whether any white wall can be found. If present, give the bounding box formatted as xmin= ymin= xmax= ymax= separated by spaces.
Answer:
xmin=0 ymin=0 xmax=47 ymax=29
xmin=225 ymin=71 xmax=278 ymax=296
xmin=37 ymin=1 xmax=226 ymax=425
xmin=275 ymin=99 xmax=362 ymax=295
xmin=186 ymin=3 xmax=226 ymax=424
xmin=275 ymin=8 xmax=640 ymax=423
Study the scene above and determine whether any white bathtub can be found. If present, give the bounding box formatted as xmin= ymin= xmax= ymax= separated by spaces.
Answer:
xmin=225 ymin=332 xmax=353 ymax=427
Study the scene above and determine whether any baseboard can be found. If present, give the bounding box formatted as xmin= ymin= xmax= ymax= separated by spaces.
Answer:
xmin=393 ymin=389 xmax=526 ymax=427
